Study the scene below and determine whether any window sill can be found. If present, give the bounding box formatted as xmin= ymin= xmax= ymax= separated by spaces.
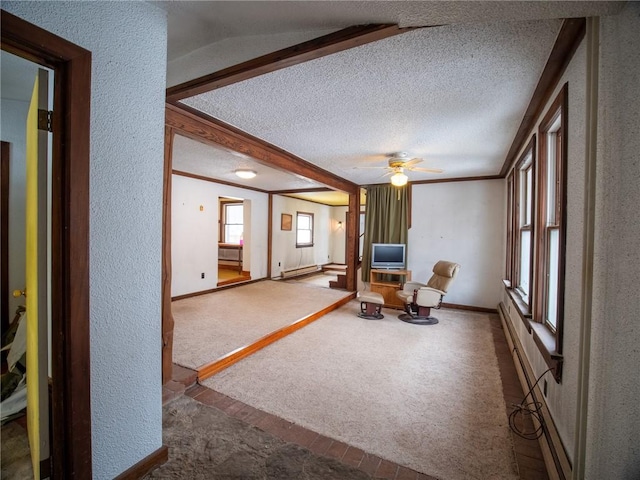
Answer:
xmin=530 ymin=322 xmax=563 ymax=383
xmin=504 ymin=283 xmax=532 ymax=333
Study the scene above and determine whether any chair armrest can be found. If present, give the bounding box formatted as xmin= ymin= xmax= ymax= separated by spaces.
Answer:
xmin=415 ymin=287 xmax=445 ymax=307
xmin=396 ymin=281 xmax=427 ymax=302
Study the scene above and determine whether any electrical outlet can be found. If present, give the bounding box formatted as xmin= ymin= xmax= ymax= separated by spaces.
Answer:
xmin=201 ymin=272 xmax=205 ymax=279
xmin=278 ymin=262 xmax=281 ymax=267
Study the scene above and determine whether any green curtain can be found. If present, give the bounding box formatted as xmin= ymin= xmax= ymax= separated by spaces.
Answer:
xmin=361 ymin=184 xmax=409 ymax=282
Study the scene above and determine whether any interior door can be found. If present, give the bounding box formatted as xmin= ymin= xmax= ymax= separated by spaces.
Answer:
xmin=25 ymin=68 xmax=51 ymax=479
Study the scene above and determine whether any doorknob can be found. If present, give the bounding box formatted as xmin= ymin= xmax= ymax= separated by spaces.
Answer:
xmin=12 ymin=288 xmax=26 ymax=298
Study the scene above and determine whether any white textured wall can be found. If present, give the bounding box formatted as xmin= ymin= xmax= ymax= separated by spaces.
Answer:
xmin=587 ymin=4 xmax=640 ymax=478
xmin=171 ymin=175 xmax=269 ymax=296
xmin=271 ymin=195 xmax=332 ymax=276
xmin=3 ymin=2 xmax=167 ymax=478
xmin=330 ymin=205 xmax=348 ymax=264
xmin=0 ymin=99 xmax=32 ymax=318
xmin=409 ymin=179 xmax=505 ymax=309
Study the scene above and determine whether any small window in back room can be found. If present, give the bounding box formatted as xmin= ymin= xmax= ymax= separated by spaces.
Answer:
xmin=296 ymin=211 xmax=314 ymax=247
xmin=222 ymin=202 xmax=243 ymax=244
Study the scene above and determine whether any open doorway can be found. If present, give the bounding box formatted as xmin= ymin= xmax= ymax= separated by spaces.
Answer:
xmin=1 ymin=11 xmax=92 ymax=478
xmin=1 ymin=48 xmax=53 ymax=480
xmin=218 ymin=197 xmax=251 ymax=286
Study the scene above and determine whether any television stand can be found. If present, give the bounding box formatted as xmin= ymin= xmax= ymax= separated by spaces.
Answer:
xmin=370 ymin=269 xmax=411 ymax=309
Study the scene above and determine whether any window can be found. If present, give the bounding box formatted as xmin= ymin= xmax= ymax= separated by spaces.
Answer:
xmin=504 ymin=84 xmax=567 ymax=381
xmin=535 ymin=84 xmax=567 ymax=355
xmin=512 ymin=138 xmax=536 ymax=306
xmin=296 ymin=212 xmax=314 ymax=247
xmin=221 ymin=202 xmax=243 ymax=244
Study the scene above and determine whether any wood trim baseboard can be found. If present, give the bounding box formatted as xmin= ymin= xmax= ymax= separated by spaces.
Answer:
xmin=441 ymin=302 xmax=498 ymax=314
xmin=171 ymin=277 xmax=265 ymax=301
xmin=410 ymin=174 xmax=503 ymax=186
xmin=197 ymin=293 xmax=356 ymax=381
xmin=114 ymin=445 xmax=168 ymax=480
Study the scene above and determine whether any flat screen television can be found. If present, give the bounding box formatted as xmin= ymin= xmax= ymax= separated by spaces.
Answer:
xmin=371 ymin=243 xmax=406 ymax=270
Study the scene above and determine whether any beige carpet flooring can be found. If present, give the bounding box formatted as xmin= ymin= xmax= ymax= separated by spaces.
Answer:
xmin=172 ymin=280 xmax=351 ymax=370
xmin=203 ymin=301 xmax=518 ymax=480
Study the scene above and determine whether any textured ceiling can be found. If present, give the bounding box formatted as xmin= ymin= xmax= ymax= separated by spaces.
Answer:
xmin=172 ymin=134 xmax=327 ymax=191
xmin=159 ymin=1 xmax=623 ymax=61
xmin=162 ymin=1 xmax=624 ymax=197
xmin=182 ymin=19 xmax=561 ymax=185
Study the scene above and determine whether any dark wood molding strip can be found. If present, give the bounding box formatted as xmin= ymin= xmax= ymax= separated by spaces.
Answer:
xmin=171 ymin=277 xmax=265 ymax=301
xmin=1 ymin=142 xmax=9 ymax=333
xmin=197 ymin=293 xmax=356 ymax=381
xmin=166 ymin=103 xmax=359 ymax=194
xmin=441 ymin=302 xmax=498 ymax=314
xmin=410 ymin=174 xmax=503 ymax=186
xmin=271 ymin=187 xmax=334 ymax=194
xmin=167 ymin=24 xmax=413 ymax=102
xmin=172 ymin=169 xmax=269 ymax=194
xmin=2 ymin=10 xmax=93 ymax=479
xmin=280 ymin=193 xmax=347 ymax=208
xmin=504 ymin=286 xmax=533 ymax=334
xmin=114 ymin=445 xmax=168 ymax=480
xmin=499 ymin=18 xmax=586 ymax=177
xmin=162 ymin=127 xmax=175 ymax=385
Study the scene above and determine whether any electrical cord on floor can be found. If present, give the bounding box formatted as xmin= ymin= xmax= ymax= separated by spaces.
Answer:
xmin=508 ymin=366 xmax=554 ymax=440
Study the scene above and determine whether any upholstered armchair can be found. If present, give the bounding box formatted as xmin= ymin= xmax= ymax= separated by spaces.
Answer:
xmin=396 ymin=260 xmax=460 ymax=325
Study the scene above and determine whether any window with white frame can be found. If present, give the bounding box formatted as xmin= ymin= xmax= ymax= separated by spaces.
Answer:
xmin=222 ymin=202 xmax=243 ymax=244
xmin=504 ymin=83 xmax=568 ymax=380
xmin=536 ymin=85 xmax=567 ymax=344
xmin=296 ymin=212 xmax=314 ymax=247
xmin=516 ymin=148 xmax=534 ymax=303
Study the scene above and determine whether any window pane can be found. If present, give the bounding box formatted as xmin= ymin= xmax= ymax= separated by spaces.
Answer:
xmin=225 ymin=225 xmax=243 ymax=244
xmin=546 ymin=228 xmax=560 ymax=330
xmin=519 ymin=229 xmax=531 ymax=300
xmin=297 ymin=230 xmax=311 ymax=244
xmin=525 ymin=167 xmax=532 ymax=225
xmin=226 ymin=204 xmax=243 ymax=223
xmin=547 ymin=134 xmax=557 ymax=223
xmin=298 ymin=215 xmax=310 ymax=229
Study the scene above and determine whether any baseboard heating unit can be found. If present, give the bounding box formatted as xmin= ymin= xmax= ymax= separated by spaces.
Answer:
xmin=281 ymin=265 xmax=319 ymax=279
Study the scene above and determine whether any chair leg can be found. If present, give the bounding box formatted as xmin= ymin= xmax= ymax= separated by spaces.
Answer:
xmin=398 ymin=305 xmax=439 ymax=325
xmin=358 ymin=302 xmax=384 ymax=320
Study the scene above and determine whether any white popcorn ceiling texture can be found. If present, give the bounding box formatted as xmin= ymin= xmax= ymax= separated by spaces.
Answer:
xmin=182 ymin=19 xmax=561 ymax=187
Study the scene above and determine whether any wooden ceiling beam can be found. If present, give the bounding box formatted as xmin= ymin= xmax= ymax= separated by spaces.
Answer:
xmin=166 ymin=24 xmax=413 ymax=102
xmin=165 ymin=103 xmax=360 ymax=194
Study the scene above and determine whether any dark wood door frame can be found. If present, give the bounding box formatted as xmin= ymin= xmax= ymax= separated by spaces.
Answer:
xmin=1 ymin=141 xmax=9 ymax=332
xmin=1 ymin=11 xmax=92 ymax=479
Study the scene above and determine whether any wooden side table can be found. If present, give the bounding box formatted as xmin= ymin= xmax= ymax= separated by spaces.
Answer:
xmin=370 ymin=269 xmax=411 ymax=309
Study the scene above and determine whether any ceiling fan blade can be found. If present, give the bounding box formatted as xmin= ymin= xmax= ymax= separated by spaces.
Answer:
xmin=403 ymin=158 xmax=424 ymax=167
xmin=354 ymin=165 xmax=390 ymax=169
xmin=410 ymin=166 xmax=444 ymax=174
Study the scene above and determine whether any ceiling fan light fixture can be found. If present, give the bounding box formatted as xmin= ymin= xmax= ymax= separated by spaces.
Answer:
xmin=390 ymin=171 xmax=408 ymax=187
xmin=234 ymin=169 xmax=257 ymax=179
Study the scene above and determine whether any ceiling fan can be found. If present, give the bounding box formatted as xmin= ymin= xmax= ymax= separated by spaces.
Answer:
xmin=359 ymin=152 xmax=443 ymax=186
